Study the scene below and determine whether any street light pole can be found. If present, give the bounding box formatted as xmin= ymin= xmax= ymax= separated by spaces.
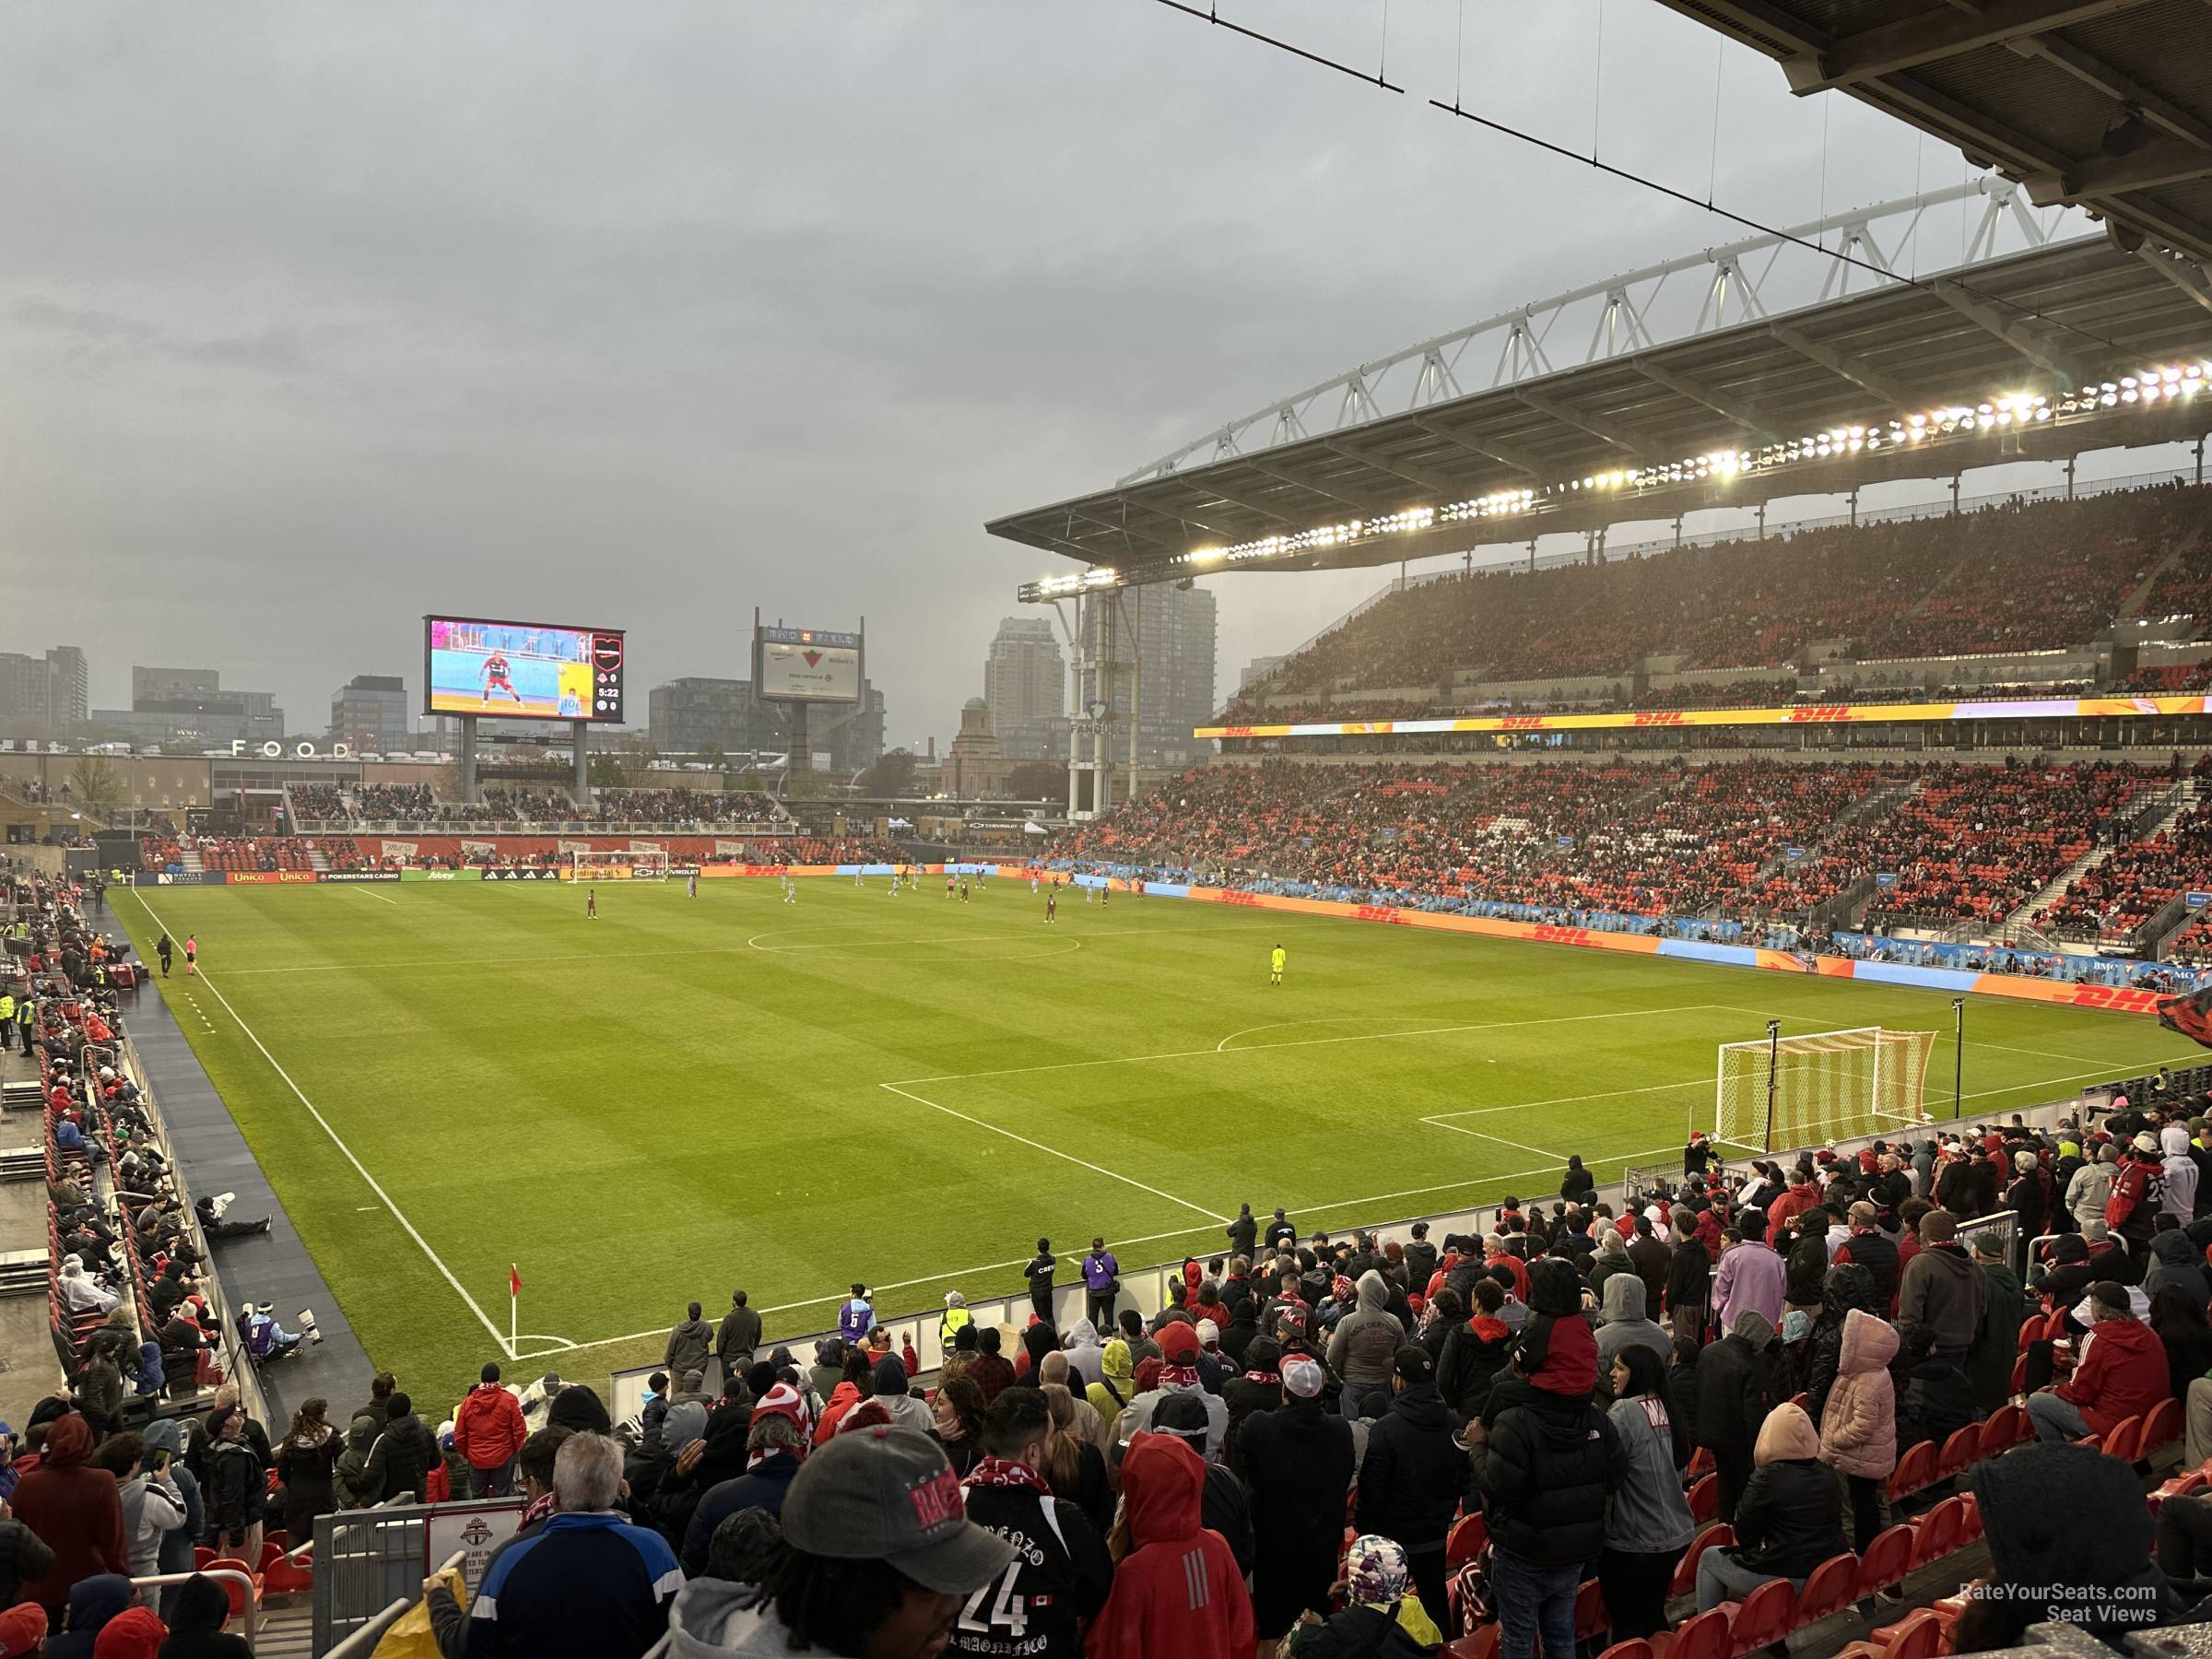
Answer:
xmin=1952 ymin=997 xmax=1965 ymax=1122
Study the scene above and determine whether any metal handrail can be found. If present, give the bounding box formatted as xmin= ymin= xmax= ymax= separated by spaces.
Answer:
xmin=127 ymin=1569 xmax=258 ymax=1645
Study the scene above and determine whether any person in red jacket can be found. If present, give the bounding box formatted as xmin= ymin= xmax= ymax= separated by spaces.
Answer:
xmin=2028 ymin=1282 xmax=2170 ymax=1442
xmin=1764 ymin=1169 xmax=1819 ymax=1248
xmin=8 ymin=1412 xmax=127 ymax=1620
xmin=453 ymin=1361 xmax=529 ymax=1498
xmin=1085 ymin=1430 xmax=1253 ymax=1659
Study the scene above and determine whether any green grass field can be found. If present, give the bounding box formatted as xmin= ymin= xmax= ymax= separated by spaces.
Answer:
xmin=112 ymin=876 xmax=2206 ymax=1408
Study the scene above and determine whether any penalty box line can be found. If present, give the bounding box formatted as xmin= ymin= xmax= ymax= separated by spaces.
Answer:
xmin=126 ymin=892 xmax=524 ymax=1361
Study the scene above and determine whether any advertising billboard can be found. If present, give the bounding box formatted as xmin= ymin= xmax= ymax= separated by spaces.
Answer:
xmin=424 ymin=617 xmax=626 ymax=723
xmin=756 ymin=625 xmax=862 ymax=704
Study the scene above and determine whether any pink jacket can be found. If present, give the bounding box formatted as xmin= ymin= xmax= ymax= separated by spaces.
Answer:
xmin=1818 ymin=1308 xmax=1900 ymax=1480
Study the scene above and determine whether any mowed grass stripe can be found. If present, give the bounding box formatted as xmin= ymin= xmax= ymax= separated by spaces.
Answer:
xmin=114 ymin=877 xmax=2207 ymax=1406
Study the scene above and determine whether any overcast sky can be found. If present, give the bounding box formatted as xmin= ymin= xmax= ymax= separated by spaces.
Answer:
xmin=0 ymin=3 xmax=2184 ymax=748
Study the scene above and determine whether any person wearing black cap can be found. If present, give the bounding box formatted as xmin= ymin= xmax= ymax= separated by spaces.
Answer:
xmin=1354 ymin=1345 xmax=1467 ymax=1632
xmin=362 ymin=1392 xmax=439 ymax=1503
xmin=2027 ymin=1280 xmax=2170 ymax=1442
xmin=659 ymin=1425 xmax=1017 ymax=1656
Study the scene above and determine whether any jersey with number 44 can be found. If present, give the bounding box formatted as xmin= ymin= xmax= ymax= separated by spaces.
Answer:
xmin=946 ymin=1486 xmax=1113 ymax=1659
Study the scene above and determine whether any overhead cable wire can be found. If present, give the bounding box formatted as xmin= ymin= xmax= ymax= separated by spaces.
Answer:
xmin=1144 ymin=0 xmax=2131 ymax=358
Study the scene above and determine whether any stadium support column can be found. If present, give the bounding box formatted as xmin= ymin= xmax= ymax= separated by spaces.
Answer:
xmin=2195 ymin=437 xmax=2205 ymax=487
xmin=458 ymin=715 xmax=479 ymax=806
xmin=1124 ymin=590 xmax=1142 ymax=803
xmin=571 ymin=721 xmax=589 ymax=808
xmin=1951 ymin=997 xmax=1964 ymax=1122
xmin=2065 ymin=454 xmax=2077 ymax=499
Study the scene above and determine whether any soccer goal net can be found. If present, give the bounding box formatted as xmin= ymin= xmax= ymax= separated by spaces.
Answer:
xmin=1712 ymin=1026 xmax=1936 ymax=1153
xmin=570 ymin=848 xmax=671 ymax=881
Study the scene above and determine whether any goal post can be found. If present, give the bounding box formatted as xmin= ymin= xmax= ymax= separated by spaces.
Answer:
xmin=568 ymin=848 xmax=671 ymax=882
xmin=1712 ymin=1026 xmax=1936 ymax=1153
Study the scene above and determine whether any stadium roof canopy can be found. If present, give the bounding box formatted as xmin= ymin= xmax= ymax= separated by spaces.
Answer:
xmin=987 ymin=197 xmax=2212 ymax=599
xmin=1650 ymin=0 xmax=2212 ymax=265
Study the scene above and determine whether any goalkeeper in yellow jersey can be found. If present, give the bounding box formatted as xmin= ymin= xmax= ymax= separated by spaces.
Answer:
xmin=1270 ymin=944 xmax=1286 ymax=985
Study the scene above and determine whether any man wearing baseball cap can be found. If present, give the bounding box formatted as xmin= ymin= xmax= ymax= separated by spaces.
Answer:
xmin=2028 ymin=1280 xmax=2169 ymax=1443
xmin=660 ymin=1425 xmax=1014 ymax=1656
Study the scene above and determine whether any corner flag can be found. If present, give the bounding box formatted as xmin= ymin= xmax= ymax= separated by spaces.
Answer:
xmin=509 ymin=1264 xmax=523 ymax=1298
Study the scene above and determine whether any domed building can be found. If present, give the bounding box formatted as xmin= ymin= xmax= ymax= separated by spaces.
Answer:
xmin=943 ymin=696 xmax=1013 ymax=798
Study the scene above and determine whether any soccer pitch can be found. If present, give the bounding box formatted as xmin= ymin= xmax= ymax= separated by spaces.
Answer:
xmin=115 ymin=877 xmax=2205 ymax=1406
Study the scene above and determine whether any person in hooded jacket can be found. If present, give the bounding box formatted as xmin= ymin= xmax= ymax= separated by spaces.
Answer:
xmin=1325 ymin=1271 xmax=1405 ymax=1420
xmin=1283 ymin=1535 xmax=1441 ymax=1658
xmin=137 ymin=1418 xmax=200 ymax=1606
xmin=866 ymin=1354 xmax=932 ymax=1437
xmin=1600 ymin=1345 xmax=1695 ymax=1641
xmin=1895 ymin=1326 xmax=1976 ymax=1450
xmin=1238 ymin=1353 xmax=1357 ymax=1642
xmin=2068 ymin=1145 xmax=2118 ymax=1231
xmin=453 ymin=1364 xmax=528 ymax=1498
xmin=1085 ymin=1432 xmax=1254 ymax=1659
xmin=1956 ymin=1443 xmax=2176 ymax=1653
xmin=160 ymin=1572 xmax=253 ymax=1659
xmin=1109 ymin=1323 xmax=1227 ymax=1465
xmin=1436 ymin=1277 xmax=1516 ymax=1421
xmin=45 ymin=1571 xmax=134 ymax=1659
xmin=1058 ymin=1319 xmax=1106 ymax=1387
xmin=334 ymin=1410 xmax=380 ymax=1509
xmin=1355 ymin=1346 xmax=1466 ymax=1632
xmin=2146 ymin=1218 xmax=2212 ymax=1307
xmin=1818 ymin=1308 xmax=1899 ymax=1552
xmin=1695 ymin=1403 xmax=1846 ymax=1611
xmin=1695 ymin=1311 xmax=1779 ymax=1524
xmin=10 ymin=1413 xmax=127 ymax=1620
xmin=664 ymin=1301 xmax=713 ymax=1382
xmin=1804 ymin=1262 xmax=1879 ymax=1422
xmin=86 ymin=1435 xmax=182 ymax=1594
xmin=1086 ymin=1337 xmax=1135 ymax=1430
xmin=1465 ymin=1257 xmax=1624 ymax=1659
xmin=1147 ymin=1394 xmax=1255 ymax=1579
xmin=1594 ymin=1274 xmax=1672 ymax=1373
xmin=1965 ymin=1230 xmax=2027 ymax=1416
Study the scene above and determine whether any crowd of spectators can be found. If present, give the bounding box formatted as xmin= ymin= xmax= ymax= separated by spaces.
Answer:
xmin=283 ymin=782 xmax=789 ymax=830
xmin=1061 ymin=757 xmax=2168 ymax=935
xmin=1239 ymin=482 xmax=2212 ymax=712
xmin=72 ymin=1093 xmax=2206 ymax=1657
xmin=2037 ymin=775 xmax=2212 ymax=942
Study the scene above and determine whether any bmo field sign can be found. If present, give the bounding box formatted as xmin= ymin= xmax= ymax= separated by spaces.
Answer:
xmin=756 ymin=624 xmax=862 ymax=704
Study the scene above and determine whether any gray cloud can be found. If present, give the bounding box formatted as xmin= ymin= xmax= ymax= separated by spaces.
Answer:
xmin=0 ymin=1 xmax=2133 ymax=744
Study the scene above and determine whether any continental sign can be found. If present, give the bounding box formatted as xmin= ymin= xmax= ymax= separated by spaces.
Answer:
xmin=1198 ymin=693 xmax=2212 ymax=740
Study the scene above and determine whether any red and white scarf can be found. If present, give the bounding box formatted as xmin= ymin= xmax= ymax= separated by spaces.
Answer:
xmin=962 ymin=1456 xmax=1051 ymax=1493
xmin=1161 ymin=1364 xmax=1202 ymax=1391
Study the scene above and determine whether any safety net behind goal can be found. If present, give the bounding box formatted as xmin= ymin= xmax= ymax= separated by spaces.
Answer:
xmin=1713 ymin=1026 xmax=1935 ymax=1153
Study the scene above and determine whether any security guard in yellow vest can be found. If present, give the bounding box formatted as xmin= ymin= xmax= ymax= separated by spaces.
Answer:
xmin=938 ymin=1290 xmax=972 ymax=1352
xmin=0 ymin=989 xmax=13 ymax=1052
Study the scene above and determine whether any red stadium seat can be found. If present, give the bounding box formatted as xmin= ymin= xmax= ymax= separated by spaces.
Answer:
xmin=1444 ymin=1626 xmax=1500 ymax=1659
xmin=1888 ymin=1441 xmax=1938 ymax=1502
xmin=1878 ymin=1610 xmax=1948 ymax=1659
xmin=1671 ymin=1525 xmax=1735 ymax=1600
xmin=1793 ymin=1553 xmax=1860 ymax=1629
xmin=1724 ymin=1580 xmax=1797 ymax=1658
xmin=1854 ymin=1525 xmax=1917 ymax=1598
xmin=1688 ymin=1475 xmax=1720 ymax=1524
xmin=1446 ymin=1512 xmax=1488 ymax=1572
xmin=1937 ymin=1426 xmax=1980 ymax=1480
xmin=1573 ymin=1578 xmax=1610 ymax=1646
xmin=204 ymin=1559 xmax=260 ymax=1621
xmin=2008 ymin=1354 xmax=2029 ymax=1395
xmin=2145 ymin=1399 xmax=2183 ymax=1457
xmin=1665 ymin=1609 xmax=1733 ymax=1659
xmin=1979 ymin=1405 xmax=2029 ymax=1458
xmin=1597 ymin=1642 xmax=1653 ymax=1659
xmin=1688 ymin=1446 xmax=1716 ymax=1479
xmin=1911 ymin=1496 xmax=1971 ymax=1569
xmin=194 ymin=1547 xmax=216 ymax=1571
xmin=2101 ymin=1416 xmax=2145 ymax=1465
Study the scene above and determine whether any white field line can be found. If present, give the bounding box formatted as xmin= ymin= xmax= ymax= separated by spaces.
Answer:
xmin=888 ymin=1004 xmax=1736 ymax=1088
xmin=539 ymin=1141 xmax=1698 ymax=1359
xmin=127 ymin=891 xmax=518 ymax=1359
xmin=1426 ymin=1077 xmax=1709 ymax=1123
xmin=880 ymin=1082 xmax=1227 ymax=1223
